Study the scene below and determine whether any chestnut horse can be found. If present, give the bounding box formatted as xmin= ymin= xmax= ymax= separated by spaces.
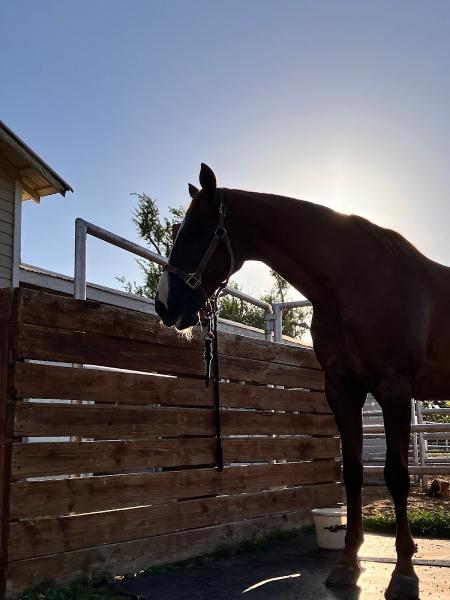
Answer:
xmin=156 ymin=164 xmax=450 ymax=600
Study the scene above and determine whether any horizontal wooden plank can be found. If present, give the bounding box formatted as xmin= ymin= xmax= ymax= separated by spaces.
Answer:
xmin=14 ymin=402 xmax=214 ymax=438
xmin=10 ymin=461 xmax=340 ymax=519
xmin=11 ymin=437 xmax=340 ymax=478
xmin=7 ymin=509 xmax=314 ymax=597
xmin=16 ymin=324 xmax=324 ymax=389
xmin=224 ymin=437 xmax=340 ymax=462
xmin=223 ymin=410 xmax=336 ymax=436
xmin=12 ymin=438 xmax=217 ymax=478
xmin=13 ymin=402 xmax=337 ymax=438
xmin=14 ymin=362 xmax=330 ymax=412
xmin=16 ymin=289 xmax=321 ymax=370
xmin=9 ymin=482 xmax=340 ymax=560
xmin=16 ymin=323 xmax=204 ymax=379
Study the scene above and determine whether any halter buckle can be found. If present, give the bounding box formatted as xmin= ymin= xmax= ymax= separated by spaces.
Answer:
xmin=215 ymin=226 xmax=227 ymax=238
xmin=185 ymin=273 xmax=202 ymax=289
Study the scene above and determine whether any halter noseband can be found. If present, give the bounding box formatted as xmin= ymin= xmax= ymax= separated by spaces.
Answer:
xmin=163 ymin=189 xmax=235 ymax=301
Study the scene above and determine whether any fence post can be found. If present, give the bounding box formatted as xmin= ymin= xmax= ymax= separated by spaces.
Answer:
xmin=74 ymin=218 xmax=88 ymax=300
xmin=416 ymin=400 xmax=428 ymax=490
xmin=411 ymin=399 xmax=420 ymax=484
xmin=0 ymin=290 xmax=14 ymax=597
xmin=264 ymin=310 xmax=274 ymax=342
xmin=272 ymin=304 xmax=283 ymax=344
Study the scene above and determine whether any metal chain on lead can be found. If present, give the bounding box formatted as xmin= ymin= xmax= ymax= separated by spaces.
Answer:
xmin=203 ymin=289 xmax=225 ymax=471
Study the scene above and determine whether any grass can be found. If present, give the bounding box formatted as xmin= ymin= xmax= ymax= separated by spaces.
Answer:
xmin=363 ymin=507 xmax=450 ymax=538
xmin=17 ymin=527 xmax=312 ymax=600
xmin=120 ymin=526 xmax=311 ymax=579
xmin=16 ymin=579 xmax=121 ymax=600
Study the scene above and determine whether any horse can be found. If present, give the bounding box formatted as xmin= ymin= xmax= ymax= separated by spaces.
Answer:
xmin=155 ymin=163 xmax=450 ymax=600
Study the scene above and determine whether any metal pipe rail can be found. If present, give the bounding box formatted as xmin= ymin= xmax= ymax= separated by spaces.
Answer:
xmin=364 ymin=423 xmax=450 ymax=434
xmin=364 ymin=408 xmax=450 ymax=418
xmin=74 ymin=218 xmax=273 ymax=339
xmin=270 ymin=300 xmax=312 ymax=343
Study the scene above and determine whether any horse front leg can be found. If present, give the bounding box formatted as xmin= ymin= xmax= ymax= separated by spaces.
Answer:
xmin=377 ymin=375 xmax=419 ymax=600
xmin=324 ymin=373 xmax=366 ymax=588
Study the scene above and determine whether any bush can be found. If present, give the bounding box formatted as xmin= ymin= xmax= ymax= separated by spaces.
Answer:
xmin=363 ymin=508 xmax=450 ymax=538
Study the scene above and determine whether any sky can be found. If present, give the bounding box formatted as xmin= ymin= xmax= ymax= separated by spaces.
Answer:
xmin=2 ymin=1 xmax=450 ymax=301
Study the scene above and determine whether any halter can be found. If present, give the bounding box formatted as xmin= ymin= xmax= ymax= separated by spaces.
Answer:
xmin=163 ymin=189 xmax=235 ymax=302
xmin=163 ymin=189 xmax=234 ymax=472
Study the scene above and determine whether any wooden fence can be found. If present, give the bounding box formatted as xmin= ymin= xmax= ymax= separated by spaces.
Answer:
xmin=0 ymin=288 xmax=340 ymax=597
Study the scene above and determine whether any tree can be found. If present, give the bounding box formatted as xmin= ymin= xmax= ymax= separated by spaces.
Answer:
xmin=116 ymin=193 xmax=184 ymax=298
xmin=118 ymin=193 xmax=311 ymax=339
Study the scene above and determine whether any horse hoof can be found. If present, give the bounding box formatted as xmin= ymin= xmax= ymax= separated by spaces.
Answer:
xmin=385 ymin=573 xmax=420 ymax=600
xmin=326 ymin=565 xmax=361 ymax=587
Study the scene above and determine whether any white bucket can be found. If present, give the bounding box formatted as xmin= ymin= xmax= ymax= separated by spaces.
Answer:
xmin=311 ymin=506 xmax=347 ymax=550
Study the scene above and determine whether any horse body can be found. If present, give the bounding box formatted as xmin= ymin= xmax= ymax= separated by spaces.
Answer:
xmin=156 ymin=164 xmax=448 ymax=599
xmin=238 ymin=189 xmax=450 ymax=399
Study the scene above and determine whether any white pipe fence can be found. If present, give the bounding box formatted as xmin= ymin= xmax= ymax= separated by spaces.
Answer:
xmin=74 ymin=218 xmax=274 ymax=338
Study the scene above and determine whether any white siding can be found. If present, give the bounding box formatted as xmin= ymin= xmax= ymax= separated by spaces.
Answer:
xmin=0 ymin=167 xmax=15 ymax=287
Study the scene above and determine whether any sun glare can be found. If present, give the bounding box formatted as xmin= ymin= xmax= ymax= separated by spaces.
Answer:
xmin=242 ymin=573 xmax=301 ymax=593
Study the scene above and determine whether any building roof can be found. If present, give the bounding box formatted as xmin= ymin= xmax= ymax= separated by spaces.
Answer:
xmin=0 ymin=120 xmax=73 ymax=202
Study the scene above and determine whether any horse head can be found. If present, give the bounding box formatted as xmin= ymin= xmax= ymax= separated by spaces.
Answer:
xmin=155 ymin=163 xmax=240 ymax=331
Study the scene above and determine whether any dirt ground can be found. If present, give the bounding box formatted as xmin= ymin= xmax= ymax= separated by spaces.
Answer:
xmin=362 ymin=480 xmax=450 ymax=516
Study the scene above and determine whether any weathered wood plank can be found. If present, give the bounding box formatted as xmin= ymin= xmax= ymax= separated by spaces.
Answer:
xmin=13 ymin=402 xmax=336 ymax=438
xmin=10 ymin=461 xmax=340 ymax=519
xmin=16 ymin=289 xmax=321 ymax=370
xmin=16 ymin=323 xmax=204 ymax=378
xmin=16 ymin=323 xmax=324 ymax=388
xmin=223 ymin=410 xmax=337 ymax=436
xmin=13 ymin=402 xmax=214 ymax=438
xmin=6 ymin=509 xmax=314 ymax=597
xmin=11 ymin=437 xmax=340 ymax=478
xmin=14 ymin=362 xmax=330 ymax=412
xmin=9 ymin=482 xmax=340 ymax=560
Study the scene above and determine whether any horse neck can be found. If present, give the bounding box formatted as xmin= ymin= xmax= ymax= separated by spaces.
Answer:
xmin=225 ymin=188 xmax=349 ymax=304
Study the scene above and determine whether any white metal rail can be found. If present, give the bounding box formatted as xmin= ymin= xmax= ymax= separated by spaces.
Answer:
xmin=363 ymin=398 xmax=450 ymax=479
xmin=74 ymin=218 xmax=278 ymax=340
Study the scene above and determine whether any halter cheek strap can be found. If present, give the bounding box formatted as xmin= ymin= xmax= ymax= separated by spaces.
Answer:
xmin=163 ymin=189 xmax=233 ymax=473
xmin=163 ymin=190 xmax=235 ymax=300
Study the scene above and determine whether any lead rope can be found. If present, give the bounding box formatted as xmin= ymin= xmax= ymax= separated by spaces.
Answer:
xmin=203 ymin=290 xmax=225 ymax=472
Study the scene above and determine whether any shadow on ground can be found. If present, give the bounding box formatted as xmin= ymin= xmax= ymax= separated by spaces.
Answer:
xmin=111 ymin=533 xmax=448 ymax=600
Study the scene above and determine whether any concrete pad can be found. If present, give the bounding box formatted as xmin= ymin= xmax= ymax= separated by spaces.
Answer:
xmin=112 ymin=533 xmax=450 ymax=599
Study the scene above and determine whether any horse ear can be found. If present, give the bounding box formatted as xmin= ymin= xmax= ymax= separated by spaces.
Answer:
xmin=188 ymin=183 xmax=199 ymax=199
xmin=199 ymin=163 xmax=217 ymax=192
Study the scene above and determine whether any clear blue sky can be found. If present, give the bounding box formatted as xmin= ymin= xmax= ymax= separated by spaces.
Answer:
xmin=2 ymin=1 xmax=450 ymax=299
